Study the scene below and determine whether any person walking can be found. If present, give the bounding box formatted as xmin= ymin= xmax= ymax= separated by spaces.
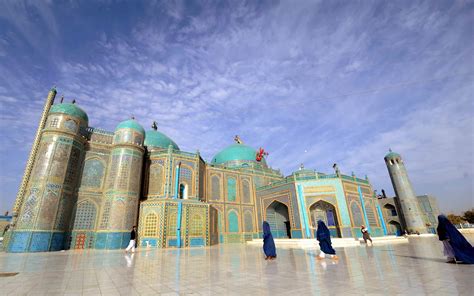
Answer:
xmin=316 ymin=220 xmax=338 ymax=260
xmin=437 ymin=215 xmax=474 ymax=264
xmin=361 ymin=225 xmax=373 ymax=246
xmin=125 ymin=226 xmax=137 ymax=253
xmin=262 ymin=221 xmax=277 ymax=260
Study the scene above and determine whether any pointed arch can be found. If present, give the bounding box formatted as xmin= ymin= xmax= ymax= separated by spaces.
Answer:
xmin=73 ymin=200 xmax=98 ymax=230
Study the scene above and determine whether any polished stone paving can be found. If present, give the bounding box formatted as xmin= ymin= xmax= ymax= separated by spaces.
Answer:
xmin=0 ymin=237 xmax=472 ymax=295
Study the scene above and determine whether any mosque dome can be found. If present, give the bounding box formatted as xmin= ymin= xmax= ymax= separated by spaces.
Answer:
xmin=49 ymin=103 xmax=88 ymax=123
xmin=384 ymin=150 xmax=401 ymax=159
xmin=144 ymin=130 xmax=179 ymax=150
xmin=211 ymin=143 xmax=261 ymax=165
xmin=115 ymin=119 xmax=145 ymax=135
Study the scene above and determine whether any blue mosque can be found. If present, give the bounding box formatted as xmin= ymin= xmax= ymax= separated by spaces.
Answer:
xmin=3 ymin=88 xmax=439 ymax=252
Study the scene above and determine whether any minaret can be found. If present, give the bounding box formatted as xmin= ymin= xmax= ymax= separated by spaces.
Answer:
xmin=96 ymin=118 xmax=145 ymax=249
xmin=11 ymin=88 xmax=57 ymax=225
xmin=8 ymin=98 xmax=89 ymax=252
xmin=384 ymin=150 xmax=426 ymax=233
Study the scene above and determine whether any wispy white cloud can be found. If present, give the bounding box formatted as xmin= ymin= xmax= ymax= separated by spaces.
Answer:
xmin=0 ymin=0 xmax=472 ymax=213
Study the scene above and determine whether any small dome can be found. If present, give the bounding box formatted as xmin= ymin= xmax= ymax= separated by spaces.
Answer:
xmin=115 ymin=119 xmax=145 ymax=135
xmin=144 ymin=130 xmax=179 ymax=150
xmin=49 ymin=103 xmax=88 ymax=123
xmin=385 ymin=150 xmax=401 ymax=159
xmin=212 ymin=143 xmax=260 ymax=165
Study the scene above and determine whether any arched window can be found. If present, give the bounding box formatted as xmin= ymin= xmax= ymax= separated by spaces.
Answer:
xmin=244 ymin=211 xmax=253 ymax=232
xmin=190 ymin=214 xmax=204 ymax=236
xmin=227 ymin=178 xmax=236 ymax=202
xmin=179 ymin=183 xmax=188 ymax=199
xmin=73 ymin=200 xmax=97 ymax=230
xmin=80 ymin=159 xmax=105 ymax=189
xmin=144 ymin=213 xmax=158 ymax=236
xmin=211 ymin=175 xmax=221 ymax=200
xmin=242 ymin=180 xmax=251 ymax=203
xmin=228 ymin=211 xmax=239 ymax=232
xmin=350 ymin=202 xmax=364 ymax=227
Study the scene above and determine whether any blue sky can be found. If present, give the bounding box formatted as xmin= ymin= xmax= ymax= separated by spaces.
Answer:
xmin=0 ymin=0 xmax=472 ymax=214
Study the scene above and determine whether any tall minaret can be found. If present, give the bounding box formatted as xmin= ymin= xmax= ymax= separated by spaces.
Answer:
xmin=384 ymin=150 xmax=427 ymax=233
xmin=11 ymin=87 xmax=57 ymax=225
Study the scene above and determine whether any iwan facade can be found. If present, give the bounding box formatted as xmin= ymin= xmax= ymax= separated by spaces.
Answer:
xmin=4 ymin=89 xmax=432 ymax=252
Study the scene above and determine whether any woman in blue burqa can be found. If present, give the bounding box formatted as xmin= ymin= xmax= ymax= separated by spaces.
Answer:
xmin=437 ymin=215 xmax=474 ymax=264
xmin=262 ymin=221 xmax=277 ymax=260
xmin=316 ymin=220 xmax=338 ymax=260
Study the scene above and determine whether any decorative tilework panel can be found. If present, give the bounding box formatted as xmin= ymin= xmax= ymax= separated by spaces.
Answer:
xmin=18 ymin=188 xmax=39 ymax=228
xmin=8 ymin=231 xmax=30 ymax=253
xmin=228 ymin=211 xmax=239 ymax=233
xmin=106 ymin=155 xmax=120 ymax=189
xmin=211 ymin=175 xmax=221 ymax=201
xmin=148 ymin=164 xmax=164 ymax=195
xmin=168 ymin=211 xmax=177 ymax=236
xmin=110 ymin=200 xmax=126 ymax=230
xmin=73 ymin=200 xmax=97 ymax=230
xmin=227 ymin=178 xmax=236 ymax=202
xmin=244 ymin=211 xmax=253 ymax=232
xmin=351 ymin=202 xmax=364 ymax=227
xmin=99 ymin=200 xmax=111 ymax=229
xmin=31 ymin=142 xmax=53 ymax=180
xmin=30 ymin=232 xmax=51 ymax=252
xmin=125 ymin=199 xmax=138 ymax=229
xmin=80 ymin=159 xmax=105 ymax=189
xmin=116 ymin=155 xmax=131 ymax=190
xmin=95 ymin=232 xmax=107 ymax=249
xmin=49 ymin=117 xmax=59 ymax=128
xmin=37 ymin=187 xmax=60 ymax=229
xmin=189 ymin=214 xmax=204 ymax=236
xmin=54 ymin=193 xmax=73 ymax=231
xmin=144 ymin=213 xmax=158 ymax=236
xmin=365 ymin=202 xmax=378 ymax=227
xmin=129 ymin=156 xmax=142 ymax=191
xmin=51 ymin=142 xmax=69 ymax=179
xmin=65 ymin=146 xmax=81 ymax=186
xmin=50 ymin=232 xmax=65 ymax=251
xmin=242 ymin=180 xmax=251 ymax=203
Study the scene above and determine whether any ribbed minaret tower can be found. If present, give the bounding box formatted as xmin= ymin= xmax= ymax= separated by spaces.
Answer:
xmin=8 ymin=97 xmax=89 ymax=252
xmin=96 ymin=118 xmax=145 ymax=249
xmin=11 ymin=88 xmax=57 ymax=225
xmin=384 ymin=150 xmax=427 ymax=233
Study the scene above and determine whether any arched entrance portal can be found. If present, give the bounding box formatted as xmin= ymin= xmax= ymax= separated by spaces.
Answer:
xmin=388 ymin=221 xmax=402 ymax=236
xmin=265 ymin=201 xmax=290 ymax=238
xmin=310 ymin=201 xmax=341 ymax=238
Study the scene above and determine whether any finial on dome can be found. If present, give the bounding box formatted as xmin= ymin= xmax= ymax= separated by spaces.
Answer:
xmin=299 ymin=163 xmax=304 ymax=170
xmin=151 ymin=121 xmax=157 ymax=131
xmin=72 ymin=99 xmax=76 ymax=104
xmin=234 ymin=135 xmax=243 ymax=144
xmin=131 ymin=115 xmax=135 ymax=120
xmin=389 ymin=148 xmax=392 ymax=153
xmin=60 ymin=96 xmax=64 ymax=103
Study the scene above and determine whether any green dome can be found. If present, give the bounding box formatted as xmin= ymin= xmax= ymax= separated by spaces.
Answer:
xmin=211 ymin=144 xmax=258 ymax=165
xmin=144 ymin=130 xmax=179 ymax=150
xmin=115 ymin=119 xmax=145 ymax=134
xmin=49 ymin=103 xmax=88 ymax=122
xmin=385 ymin=151 xmax=401 ymax=159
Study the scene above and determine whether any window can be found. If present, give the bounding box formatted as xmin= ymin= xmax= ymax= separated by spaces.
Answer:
xmin=50 ymin=117 xmax=59 ymax=128
xmin=242 ymin=180 xmax=251 ymax=203
xmin=211 ymin=175 xmax=221 ymax=200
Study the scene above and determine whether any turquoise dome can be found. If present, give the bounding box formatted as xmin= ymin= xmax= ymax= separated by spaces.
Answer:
xmin=144 ymin=130 xmax=179 ymax=150
xmin=211 ymin=144 xmax=259 ymax=165
xmin=49 ymin=103 xmax=88 ymax=122
xmin=115 ymin=119 xmax=145 ymax=134
xmin=385 ymin=151 xmax=401 ymax=159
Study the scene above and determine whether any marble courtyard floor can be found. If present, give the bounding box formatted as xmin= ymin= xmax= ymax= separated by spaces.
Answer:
xmin=0 ymin=237 xmax=472 ymax=296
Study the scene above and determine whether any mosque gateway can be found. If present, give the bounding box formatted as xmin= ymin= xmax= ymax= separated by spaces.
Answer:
xmin=3 ymin=89 xmax=439 ymax=252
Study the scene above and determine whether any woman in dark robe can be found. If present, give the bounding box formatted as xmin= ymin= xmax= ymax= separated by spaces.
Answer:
xmin=437 ymin=215 xmax=474 ymax=264
xmin=316 ymin=220 xmax=338 ymax=260
xmin=262 ymin=221 xmax=276 ymax=260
